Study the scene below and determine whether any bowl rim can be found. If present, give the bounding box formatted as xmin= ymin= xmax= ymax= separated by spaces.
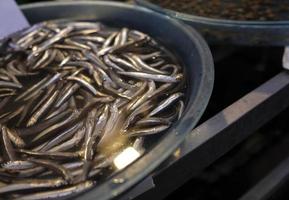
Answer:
xmin=135 ymin=0 xmax=289 ymax=27
xmin=20 ymin=1 xmax=214 ymax=200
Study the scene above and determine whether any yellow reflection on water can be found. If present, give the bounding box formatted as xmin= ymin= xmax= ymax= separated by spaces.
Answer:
xmin=113 ymin=147 xmax=141 ymax=170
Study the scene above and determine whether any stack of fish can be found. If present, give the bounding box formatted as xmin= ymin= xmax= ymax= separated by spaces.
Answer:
xmin=0 ymin=21 xmax=184 ymax=199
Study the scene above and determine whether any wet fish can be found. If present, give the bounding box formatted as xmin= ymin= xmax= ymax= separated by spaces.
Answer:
xmin=6 ymin=128 xmax=25 ymax=148
xmin=0 ymin=81 xmax=22 ymax=89
xmin=149 ymin=93 xmax=183 ymax=116
xmin=30 ymin=112 xmax=78 ymax=145
xmin=48 ymin=126 xmax=86 ymax=152
xmin=118 ymin=71 xmax=181 ymax=83
xmin=124 ymin=54 xmax=167 ymax=74
xmin=1 ymin=161 xmax=34 ymax=170
xmin=16 ymin=109 xmax=72 ymax=136
xmin=28 ymin=158 xmax=72 ymax=183
xmin=40 ymin=122 xmax=82 ymax=152
xmin=67 ymin=76 xmax=98 ymax=96
xmin=128 ymin=125 xmax=170 ymax=137
xmin=0 ymin=20 xmax=185 ymax=199
xmin=136 ymin=117 xmax=171 ymax=126
xmin=15 ymin=76 xmax=50 ymax=101
xmin=1 ymin=126 xmax=16 ymax=161
xmin=26 ymin=84 xmax=61 ymax=127
xmin=17 ymin=181 xmax=93 ymax=200
xmin=33 ymin=26 xmax=74 ymax=55
xmin=0 ymin=178 xmax=65 ymax=194
xmin=18 ymin=149 xmax=80 ymax=160
xmin=85 ymin=105 xmax=109 ymax=161
xmin=55 ymin=83 xmax=80 ymax=108
xmin=108 ymin=54 xmax=140 ymax=71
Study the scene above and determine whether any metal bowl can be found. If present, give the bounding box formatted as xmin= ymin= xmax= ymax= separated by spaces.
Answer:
xmin=135 ymin=0 xmax=289 ymax=46
xmin=20 ymin=1 xmax=214 ymax=199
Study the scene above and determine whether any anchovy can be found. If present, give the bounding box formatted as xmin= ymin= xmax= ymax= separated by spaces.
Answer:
xmin=86 ymin=41 xmax=99 ymax=55
xmin=64 ymin=38 xmax=91 ymax=50
xmin=32 ymin=49 xmax=50 ymax=69
xmin=1 ymin=161 xmax=34 ymax=170
xmin=16 ymin=24 xmax=43 ymax=45
xmin=0 ymin=178 xmax=65 ymax=194
xmin=0 ymin=80 xmax=22 ymax=89
xmin=72 ymin=36 xmax=105 ymax=43
xmin=136 ymin=117 xmax=171 ymax=126
xmin=16 ymin=109 xmax=72 ymax=136
xmin=67 ymin=76 xmax=98 ymax=96
xmin=81 ymin=109 xmax=97 ymax=161
xmin=0 ymin=97 xmax=10 ymax=110
xmin=45 ymin=101 xmax=70 ymax=120
xmin=66 ymin=61 xmax=94 ymax=73
xmin=0 ymin=68 xmax=21 ymax=85
xmin=0 ymin=91 xmax=16 ymax=98
xmin=15 ymin=166 xmax=46 ymax=178
xmin=150 ymin=59 xmax=165 ymax=68
xmin=17 ymin=181 xmax=93 ymax=200
xmin=102 ymin=32 xmax=118 ymax=48
xmin=148 ymin=83 xmax=172 ymax=99
xmin=30 ymin=112 xmax=77 ymax=145
xmin=6 ymin=128 xmax=25 ymax=148
xmin=49 ymin=125 xmax=86 ymax=152
xmin=125 ymin=54 xmax=167 ymax=74
xmin=109 ymin=70 xmax=135 ymax=90
xmin=36 ymin=48 xmax=57 ymax=70
xmin=40 ymin=122 xmax=82 ymax=152
xmin=149 ymin=93 xmax=183 ymax=116
xmin=99 ymin=47 xmax=114 ymax=58
xmin=103 ymin=82 xmax=132 ymax=100
xmin=59 ymin=56 xmax=71 ymax=67
xmin=123 ymin=101 xmax=154 ymax=129
xmin=27 ymin=85 xmax=61 ymax=127
xmin=127 ymin=81 xmax=155 ymax=111
xmin=85 ymin=105 xmax=109 ymax=161
xmin=0 ymin=106 xmax=23 ymax=124
xmin=108 ymin=54 xmax=140 ymax=71
xmin=53 ymin=44 xmax=84 ymax=51
xmin=128 ymin=125 xmax=170 ymax=137
xmin=119 ymin=28 xmax=129 ymax=45
xmin=55 ymin=83 xmax=80 ymax=108
xmin=161 ymin=64 xmax=181 ymax=75
xmin=110 ymin=37 xmax=150 ymax=54
xmin=94 ymin=66 xmax=117 ymax=88
xmin=129 ymin=30 xmax=148 ymax=40
xmin=1 ymin=126 xmax=16 ymax=161
xmin=18 ymin=149 xmax=80 ymax=160
xmin=86 ymin=51 xmax=109 ymax=70
xmin=0 ymin=74 xmax=10 ymax=81
xmin=118 ymin=71 xmax=180 ymax=83
xmin=22 ymin=74 xmax=62 ymax=102
xmin=28 ymin=158 xmax=72 ymax=183
xmin=33 ymin=26 xmax=74 ymax=55
xmin=103 ymin=55 xmax=124 ymax=72
xmin=15 ymin=76 xmax=50 ymax=101
xmin=138 ymin=51 xmax=162 ymax=60
xmin=30 ymin=84 xmax=56 ymax=114
xmin=64 ymin=21 xmax=101 ymax=29
xmin=17 ymin=94 xmax=40 ymax=127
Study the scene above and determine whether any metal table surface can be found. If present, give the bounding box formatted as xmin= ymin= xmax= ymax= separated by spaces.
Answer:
xmin=239 ymin=154 xmax=289 ymax=200
xmin=119 ymin=70 xmax=289 ymax=200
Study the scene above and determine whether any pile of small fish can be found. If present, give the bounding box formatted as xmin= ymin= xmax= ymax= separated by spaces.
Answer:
xmin=0 ymin=21 xmax=184 ymax=199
